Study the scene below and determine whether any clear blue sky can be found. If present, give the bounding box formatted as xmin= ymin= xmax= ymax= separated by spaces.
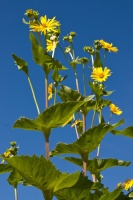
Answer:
xmin=1 ymin=0 xmax=133 ymax=199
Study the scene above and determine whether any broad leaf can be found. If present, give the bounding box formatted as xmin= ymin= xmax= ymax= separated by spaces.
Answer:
xmin=55 ymin=188 xmax=99 ymax=200
xmin=12 ymin=54 xmax=28 ymax=75
xmin=4 ymin=155 xmax=97 ymax=200
xmin=99 ymin=187 xmax=123 ymax=200
xmin=94 ymin=52 xmax=103 ymax=68
xmin=0 ymin=164 xmax=13 ymax=174
xmin=111 ymin=126 xmax=133 ymax=138
xmin=13 ymin=101 xmax=86 ymax=135
xmin=63 ymin=157 xmax=130 ymax=177
xmin=7 ymin=169 xmax=23 ymax=187
xmin=51 ymin=120 xmax=124 ymax=161
xmin=30 ymin=33 xmax=66 ymax=74
xmin=58 ymin=85 xmax=94 ymax=115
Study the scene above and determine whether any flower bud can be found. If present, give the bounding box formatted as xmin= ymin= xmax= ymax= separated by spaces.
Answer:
xmin=70 ymin=32 xmax=76 ymax=37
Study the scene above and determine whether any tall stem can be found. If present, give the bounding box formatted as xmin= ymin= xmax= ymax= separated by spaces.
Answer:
xmin=91 ymin=55 xmax=94 ymax=68
xmin=28 ymin=76 xmax=40 ymax=115
xmin=74 ymin=67 xmax=80 ymax=93
xmin=73 ymin=114 xmax=79 ymax=139
xmin=45 ymin=74 xmax=48 ymax=108
xmin=82 ymin=114 xmax=87 ymax=176
xmin=45 ymin=136 xmax=50 ymax=160
xmin=14 ymin=186 xmax=18 ymax=200
xmin=82 ymin=64 xmax=86 ymax=96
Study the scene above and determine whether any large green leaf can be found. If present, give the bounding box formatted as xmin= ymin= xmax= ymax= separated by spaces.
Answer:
xmin=7 ymin=169 xmax=23 ymax=187
xmin=30 ymin=33 xmax=66 ymax=74
xmin=4 ymin=155 xmax=97 ymax=200
xmin=58 ymin=85 xmax=94 ymax=115
xmin=99 ymin=187 xmax=123 ymax=200
xmin=12 ymin=54 xmax=28 ymax=75
xmin=55 ymin=188 xmax=99 ymax=200
xmin=0 ymin=164 xmax=13 ymax=174
xmin=94 ymin=52 xmax=103 ymax=68
xmin=51 ymin=120 xmax=124 ymax=161
xmin=63 ymin=157 xmax=130 ymax=176
xmin=13 ymin=101 xmax=86 ymax=134
xmin=111 ymin=126 xmax=133 ymax=138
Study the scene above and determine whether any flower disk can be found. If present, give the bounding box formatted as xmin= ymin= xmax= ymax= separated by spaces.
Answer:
xmin=91 ymin=67 xmax=111 ymax=82
xmin=30 ymin=15 xmax=60 ymax=35
xmin=110 ymin=103 xmax=122 ymax=115
xmin=99 ymin=39 xmax=118 ymax=53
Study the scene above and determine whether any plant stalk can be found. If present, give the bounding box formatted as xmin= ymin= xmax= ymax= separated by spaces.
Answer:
xmin=14 ymin=186 xmax=18 ymax=200
xmin=28 ymin=76 xmax=40 ymax=115
xmin=45 ymin=74 xmax=48 ymax=108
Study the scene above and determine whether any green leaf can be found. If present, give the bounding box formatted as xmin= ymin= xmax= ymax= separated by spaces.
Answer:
xmin=55 ymin=188 xmax=99 ymax=200
xmin=4 ymin=155 xmax=61 ymax=200
xmin=7 ymin=169 xmax=23 ymax=187
xmin=58 ymin=85 xmax=94 ymax=115
xmin=0 ymin=164 xmax=13 ymax=174
xmin=89 ymin=82 xmax=104 ymax=97
xmin=30 ymin=33 xmax=66 ymax=74
xmin=63 ymin=157 xmax=130 ymax=176
xmin=94 ymin=52 xmax=103 ymax=68
xmin=111 ymin=126 xmax=133 ymax=138
xmin=4 ymin=155 xmax=97 ymax=200
xmin=12 ymin=54 xmax=28 ymax=75
xmin=52 ymin=67 xmax=68 ymax=84
xmin=13 ymin=101 xmax=86 ymax=134
xmin=51 ymin=120 xmax=124 ymax=160
xmin=99 ymin=187 xmax=123 ymax=200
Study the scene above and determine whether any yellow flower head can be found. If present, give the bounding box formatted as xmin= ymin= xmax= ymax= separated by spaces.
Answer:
xmin=91 ymin=67 xmax=111 ymax=82
xmin=48 ymin=83 xmax=53 ymax=100
xmin=46 ymin=39 xmax=58 ymax=52
xmin=30 ymin=15 xmax=60 ymax=35
xmin=110 ymin=103 xmax=122 ymax=115
xmin=123 ymin=179 xmax=133 ymax=190
xmin=99 ymin=39 xmax=118 ymax=53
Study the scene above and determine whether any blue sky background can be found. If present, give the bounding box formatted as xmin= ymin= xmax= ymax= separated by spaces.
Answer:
xmin=1 ymin=0 xmax=133 ymax=199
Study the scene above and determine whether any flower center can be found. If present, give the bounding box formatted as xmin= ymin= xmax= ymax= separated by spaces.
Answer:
xmin=99 ymin=73 xmax=104 ymax=78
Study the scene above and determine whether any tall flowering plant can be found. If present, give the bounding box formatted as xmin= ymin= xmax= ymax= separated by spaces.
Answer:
xmin=1 ymin=9 xmax=133 ymax=200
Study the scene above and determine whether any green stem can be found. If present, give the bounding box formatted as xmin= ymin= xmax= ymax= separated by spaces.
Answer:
xmin=74 ymin=67 xmax=80 ymax=93
xmin=82 ymin=114 xmax=87 ymax=176
xmin=54 ymin=86 xmax=57 ymax=105
xmin=91 ymin=109 xmax=96 ymax=128
xmin=82 ymin=64 xmax=86 ymax=96
xmin=37 ymin=32 xmax=42 ymax=47
xmin=14 ymin=186 xmax=18 ymax=200
xmin=28 ymin=76 xmax=40 ymax=115
xmin=45 ymin=74 xmax=48 ymax=108
xmin=91 ymin=55 xmax=94 ymax=68
xmin=108 ymin=112 xmax=112 ymax=124
xmin=73 ymin=114 xmax=79 ymax=139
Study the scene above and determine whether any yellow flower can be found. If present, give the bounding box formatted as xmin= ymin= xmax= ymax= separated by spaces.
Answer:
xmin=110 ymin=103 xmax=122 ymax=115
xmin=3 ymin=150 xmax=10 ymax=158
xmin=30 ymin=15 xmax=60 ymax=35
xmin=123 ymin=179 xmax=133 ymax=190
xmin=46 ymin=39 xmax=58 ymax=52
xmin=48 ymin=83 xmax=53 ymax=100
xmin=91 ymin=67 xmax=111 ymax=82
xmin=99 ymin=39 xmax=118 ymax=52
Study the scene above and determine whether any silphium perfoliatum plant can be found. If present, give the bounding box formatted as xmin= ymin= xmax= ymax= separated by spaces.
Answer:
xmin=1 ymin=8 xmax=133 ymax=200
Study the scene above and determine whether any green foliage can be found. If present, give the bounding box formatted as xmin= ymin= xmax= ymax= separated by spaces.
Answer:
xmin=63 ymin=157 xmax=130 ymax=179
xmin=13 ymin=101 xmax=87 ymax=135
xmin=4 ymin=155 xmax=100 ymax=200
xmin=94 ymin=52 xmax=103 ymax=68
xmin=0 ymin=164 xmax=13 ymax=174
xmin=111 ymin=126 xmax=133 ymax=138
xmin=51 ymin=120 xmax=124 ymax=161
xmin=30 ymin=33 xmax=66 ymax=75
xmin=12 ymin=54 xmax=29 ymax=75
xmin=7 ymin=169 xmax=23 ymax=187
